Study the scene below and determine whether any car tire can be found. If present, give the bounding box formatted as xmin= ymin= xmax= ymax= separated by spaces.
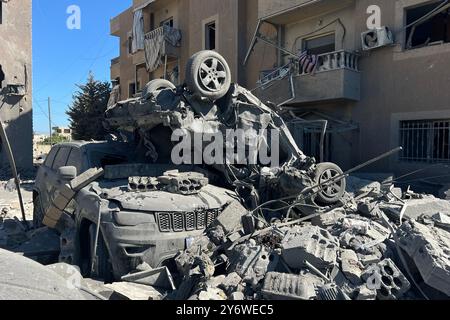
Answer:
xmin=141 ymin=79 xmax=176 ymax=100
xmin=32 ymin=195 xmax=44 ymax=229
xmin=88 ymin=224 xmax=114 ymax=283
xmin=185 ymin=50 xmax=231 ymax=101
xmin=314 ymin=163 xmax=346 ymax=205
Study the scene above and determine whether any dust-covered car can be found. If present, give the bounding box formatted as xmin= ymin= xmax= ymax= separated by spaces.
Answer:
xmin=33 ymin=141 xmax=238 ymax=281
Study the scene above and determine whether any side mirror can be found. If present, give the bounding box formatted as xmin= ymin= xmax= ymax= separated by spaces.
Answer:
xmin=58 ymin=166 xmax=77 ymax=180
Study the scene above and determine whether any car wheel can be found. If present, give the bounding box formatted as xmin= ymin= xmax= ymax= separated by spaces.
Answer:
xmin=88 ymin=224 xmax=114 ymax=283
xmin=32 ymin=195 xmax=44 ymax=229
xmin=314 ymin=163 xmax=346 ymax=205
xmin=185 ymin=50 xmax=231 ymax=101
xmin=141 ymin=79 xmax=176 ymax=100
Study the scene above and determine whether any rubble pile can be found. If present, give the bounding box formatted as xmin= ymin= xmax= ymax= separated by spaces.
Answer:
xmin=160 ymin=177 xmax=450 ymax=301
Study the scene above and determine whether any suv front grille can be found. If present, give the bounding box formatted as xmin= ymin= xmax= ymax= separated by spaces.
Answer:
xmin=157 ymin=210 xmax=220 ymax=233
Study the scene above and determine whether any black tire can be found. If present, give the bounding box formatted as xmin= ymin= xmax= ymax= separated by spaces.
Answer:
xmin=185 ymin=50 xmax=231 ymax=101
xmin=32 ymin=195 xmax=44 ymax=229
xmin=88 ymin=224 xmax=114 ymax=283
xmin=314 ymin=163 xmax=346 ymax=205
xmin=141 ymin=79 xmax=176 ymax=100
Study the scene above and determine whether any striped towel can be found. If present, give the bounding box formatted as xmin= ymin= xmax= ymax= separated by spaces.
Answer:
xmin=298 ymin=50 xmax=317 ymax=74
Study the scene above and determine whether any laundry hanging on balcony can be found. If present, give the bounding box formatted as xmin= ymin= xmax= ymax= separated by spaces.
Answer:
xmin=298 ymin=51 xmax=318 ymax=74
xmin=144 ymin=25 xmax=182 ymax=72
xmin=132 ymin=9 xmax=145 ymax=53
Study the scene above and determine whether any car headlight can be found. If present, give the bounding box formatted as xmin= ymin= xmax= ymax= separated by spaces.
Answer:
xmin=113 ymin=211 xmax=156 ymax=226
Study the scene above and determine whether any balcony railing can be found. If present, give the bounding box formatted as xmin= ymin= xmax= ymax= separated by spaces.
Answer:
xmin=255 ymin=50 xmax=361 ymax=105
xmin=298 ymin=50 xmax=359 ymax=75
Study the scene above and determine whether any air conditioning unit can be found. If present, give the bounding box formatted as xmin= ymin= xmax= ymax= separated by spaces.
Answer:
xmin=361 ymin=27 xmax=394 ymax=51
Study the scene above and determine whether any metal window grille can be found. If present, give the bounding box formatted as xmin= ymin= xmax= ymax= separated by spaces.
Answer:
xmin=399 ymin=119 xmax=450 ymax=163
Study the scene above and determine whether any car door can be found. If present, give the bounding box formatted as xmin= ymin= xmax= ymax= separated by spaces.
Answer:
xmin=64 ymin=147 xmax=83 ymax=216
xmin=40 ymin=146 xmax=72 ymax=218
xmin=35 ymin=146 xmax=59 ymax=213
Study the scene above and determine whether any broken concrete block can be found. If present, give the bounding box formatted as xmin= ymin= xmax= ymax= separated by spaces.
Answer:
xmin=317 ymin=283 xmax=350 ymax=300
xmin=121 ymin=266 xmax=176 ymax=290
xmin=230 ymin=292 xmax=245 ymax=300
xmin=340 ymin=249 xmax=363 ymax=285
xmin=105 ymin=282 xmax=163 ymax=300
xmin=400 ymin=197 xmax=450 ymax=220
xmin=281 ymin=225 xmax=339 ymax=270
xmin=396 ymin=221 xmax=450 ymax=296
xmin=311 ymin=208 xmax=346 ymax=228
xmin=356 ymin=285 xmax=377 ymax=300
xmin=358 ymin=254 xmax=381 ymax=266
xmin=358 ymin=201 xmax=383 ymax=218
xmin=219 ymin=272 xmax=242 ymax=295
xmin=228 ymin=242 xmax=278 ymax=286
xmin=212 ymin=200 xmax=247 ymax=234
xmin=362 ymin=259 xmax=410 ymax=300
xmin=198 ymin=287 xmax=227 ymax=301
xmin=261 ymin=272 xmax=318 ymax=300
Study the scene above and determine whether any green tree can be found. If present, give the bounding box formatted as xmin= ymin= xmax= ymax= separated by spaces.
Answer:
xmin=39 ymin=134 xmax=70 ymax=146
xmin=66 ymin=74 xmax=111 ymax=141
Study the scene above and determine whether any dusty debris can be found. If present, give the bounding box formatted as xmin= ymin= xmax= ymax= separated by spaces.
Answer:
xmin=262 ymin=272 xmax=323 ymax=300
xmin=105 ymin=282 xmax=163 ymax=300
xmin=2 ymin=50 xmax=448 ymax=301
xmin=281 ymin=225 xmax=339 ymax=270
xmin=121 ymin=266 xmax=176 ymax=291
xmin=361 ymin=259 xmax=411 ymax=300
xmin=397 ymin=220 xmax=450 ymax=296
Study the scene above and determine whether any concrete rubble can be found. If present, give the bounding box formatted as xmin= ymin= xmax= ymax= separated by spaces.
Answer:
xmin=1 ymin=51 xmax=450 ymax=301
xmin=2 ymin=158 xmax=450 ymax=301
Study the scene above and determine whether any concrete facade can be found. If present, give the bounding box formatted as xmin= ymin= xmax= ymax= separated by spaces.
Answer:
xmin=110 ymin=0 xmax=450 ymax=184
xmin=110 ymin=0 xmax=274 ymax=101
xmin=254 ymin=0 xmax=450 ymax=183
xmin=0 ymin=0 xmax=33 ymax=171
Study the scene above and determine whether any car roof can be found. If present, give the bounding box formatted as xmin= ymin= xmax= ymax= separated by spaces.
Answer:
xmin=54 ymin=141 xmax=108 ymax=148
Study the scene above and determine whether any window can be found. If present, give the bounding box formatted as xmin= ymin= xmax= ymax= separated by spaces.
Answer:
xmin=405 ymin=1 xmax=450 ymax=49
xmin=66 ymin=148 xmax=82 ymax=173
xmin=129 ymin=82 xmax=136 ymax=97
xmin=150 ymin=13 xmax=155 ymax=31
xmin=303 ymin=33 xmax=336 ymax=55
xmin=44 ymin=147 xmax=59 ymax=168
xmin=127 ymin=34 xmax=133 ymax=54
xmin=205 ymin=22 xmax=216 ymax=50
xmin=52 ymin=147 xmax=71 ymax=170
xmin=160 ymin=17 xmax=174 ymax=28
xmin=0 ymin=1 xmax=3 ymax=24
xmin=400 ymin=119 xmax=450 ymax=163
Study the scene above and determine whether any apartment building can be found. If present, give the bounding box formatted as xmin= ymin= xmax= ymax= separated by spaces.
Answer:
xmin=0 ymin=0 xmax=33 ymax=171
xmin=110 ymin=0 xmax=274 ymax=101
xmin=252 ymin=0 xmax=450 ymax=183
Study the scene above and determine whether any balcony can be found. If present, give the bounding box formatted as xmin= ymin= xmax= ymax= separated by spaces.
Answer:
xmin=258 ymin=0 xmax=355 ymax=24
xmin=110 ymin=15 xmax=121 ymax=36
xmin=111 ymin=57 xmax=120 ymax=79
xmin=255 ymin=50 xmax=361 ymax=106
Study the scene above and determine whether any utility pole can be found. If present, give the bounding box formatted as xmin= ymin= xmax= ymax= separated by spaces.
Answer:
xmin=48 ymin=97 xmax=52 ymax=145
xmin=0 ymin=118 xmax=28 ymax=229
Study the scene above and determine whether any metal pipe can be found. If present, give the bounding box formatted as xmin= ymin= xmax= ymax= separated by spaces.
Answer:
xmin=0 ymin=118 xmax=28 ymax=229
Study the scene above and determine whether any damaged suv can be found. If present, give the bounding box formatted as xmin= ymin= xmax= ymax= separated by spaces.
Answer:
xmin=33 ymin=141 xmax=238 ymax=281
xmin=34 ymin=50 xmax=346 ymax=282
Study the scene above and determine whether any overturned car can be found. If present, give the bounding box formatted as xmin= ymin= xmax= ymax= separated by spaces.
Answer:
xmin=33 ymin=50 xmax=347 ymax=282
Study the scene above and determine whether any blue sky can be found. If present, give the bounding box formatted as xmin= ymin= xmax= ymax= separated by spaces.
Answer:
xmin=33 ymin=0 xmax=131 ymax=134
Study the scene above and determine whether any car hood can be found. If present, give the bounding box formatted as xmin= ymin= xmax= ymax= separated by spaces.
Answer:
xmin=91 ymin=180 xmax=237 ymax=212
